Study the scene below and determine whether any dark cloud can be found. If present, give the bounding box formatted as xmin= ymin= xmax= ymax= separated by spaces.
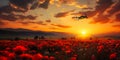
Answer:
xmin=24 ymin=15 xmax=37 ymax=20
xmin=49 ymin=27 xmax=60 ymax=30
xmin=108 ymin=0 xmax=120 ymax=16
xmin=0 ymin=6 xmax=25 ymax=13
xmin=0 ymin=5 xmax=37 ymax=21
xmin=58 ymin=0 xmax=75 ymax=4
xmin=72 ymin=0 xmax=120 ymax=24
xmin=90 ymin=15 xmax=110 ymax=24
xmin=9 ymin=0 xmax=50 ymax=11
xmin=0 ymin=0 xmax=50 ymax=21
xmin=0 ymin=21 xmax=5 ymax=25
xmin=19 ymin=21 xmax=47 ymax=25
xmin=36 ymin=21 xmax=47 ymax=25
xmin=46 ymin=20 xmax=51 ymax=23
xmin=82 ymin=7 xmax=94 ymax=10
xmin=55 ymin=9 xmax=75 ymax=18
xmin=0 ymin=0 xmax=9 ymax=7
xmin=9 ymin=0 xmax=34 ymax=11
xmin=0 ymin=21 xmax=8 ymax=28
xmin=90 ymin=0 xmax=120 ymax=23
xmin=0 ymin=13 xmax=37 ymax=21
xmin=88 ymin=0 xmax=113 ymax=23
xmin=39 ymin=0 xmax=50 ymax=9
xmin=95 ymin=0 xmax=113 ymax=13
xmin=97 ymin=32 xmax=120 ymax=40
xmin=54 ymin=11 xmax=70 ymax=18
xmin=51 ymin=24 xmax=71 ymax=28
xmin=112 ymin=24 xmax=120 ymax=28
xmin=115 ymin=13 xmax=120 ymax=22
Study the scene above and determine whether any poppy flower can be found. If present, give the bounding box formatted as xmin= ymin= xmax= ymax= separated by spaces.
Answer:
xmin=20 ymin=54 xmax=33 ymax=60
xmin=0 ymin=56 xmax=7 ymax=60
xmin=33 ymin=53 xmax=43 ymax=60
xmin=13 ymin=45 xmax=27 ymax=55
xmin=109 ymin=53 xmax=117 ymax=60
xmin=49 ymin=56 xmax=55 ymax=60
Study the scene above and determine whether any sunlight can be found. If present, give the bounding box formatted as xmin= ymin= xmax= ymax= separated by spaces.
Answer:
xmin=81 ymin=30 xmax=87 ymax=35
xmin=76 ymin=30 xmax=90 ymax=39
xmin=80 ymin=30 xmax=88 ymax=37
xmin=77 ymin=30 xmax=92 ymax=40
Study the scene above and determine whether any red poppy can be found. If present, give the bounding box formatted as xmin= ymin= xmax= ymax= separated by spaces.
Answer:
xmin=33 ymin=53 xmax=43 ymax=60
xmin=49 ymin=56 xmax=55 ymax=60
xmin=20 ymin=54 xmax=33 ymax=60
xmin=0 ymin=56 xmax=7 ymax=60
xmin=109 ymin=53 xmax=117 ymax=60
xmin=13 ymin=45 xmax=27 ymax=55
xmin=70 ymin=57 xmax=76 ymax=60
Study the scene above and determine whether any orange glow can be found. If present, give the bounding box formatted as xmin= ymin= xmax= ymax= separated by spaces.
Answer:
xmin=81 ymin=30 xmax=87 ymax=36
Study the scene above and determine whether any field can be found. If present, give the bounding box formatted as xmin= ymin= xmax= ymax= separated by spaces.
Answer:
xmin=0 ymin=39 xmax=120 ymax=60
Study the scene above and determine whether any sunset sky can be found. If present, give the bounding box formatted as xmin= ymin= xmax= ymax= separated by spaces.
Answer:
xmin=0 ymin=0 xmax=120 ymax=38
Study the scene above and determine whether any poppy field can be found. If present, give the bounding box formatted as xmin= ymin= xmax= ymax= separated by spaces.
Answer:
xmin=0 ymin=39 xmax=120 ymax=60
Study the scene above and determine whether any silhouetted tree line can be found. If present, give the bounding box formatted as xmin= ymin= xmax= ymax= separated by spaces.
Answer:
xmin=34 ymin=36 xmax=45 ymax=40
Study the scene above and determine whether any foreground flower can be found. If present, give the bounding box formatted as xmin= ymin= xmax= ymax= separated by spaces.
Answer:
xmin=91 ymin=54 xmax=96 ymax=60
xmin=8 ymin=53 xmax=15 ymax=60
xmin=20 ymin=54 xmax=33 ymax=60
xmin=13 ymin=45 xmax=27 ymax=55
xmin=70 ymin=57 xmax=76 ymax=60
xmin=43 ymin=56 xmax=49 ymax=60
xmin=49 ymin=56 xmax=55 ymax=60
xmin=33 ymin=53 xmax=43 ymax=60
xmin=0 ymin=56 xmax=7 ymax=60
xmin=109 ymin=53 xmax=117 ymax=60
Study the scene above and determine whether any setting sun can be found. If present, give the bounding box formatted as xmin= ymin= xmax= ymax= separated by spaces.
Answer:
xmin=81 ymin=31 xmax=87 ymax=35
xmin=76 ymin=30 xmax=89 ymax=38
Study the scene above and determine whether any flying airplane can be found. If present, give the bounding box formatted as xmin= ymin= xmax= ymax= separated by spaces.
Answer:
xmin=72 ymin=15 xmax=88 ymax=20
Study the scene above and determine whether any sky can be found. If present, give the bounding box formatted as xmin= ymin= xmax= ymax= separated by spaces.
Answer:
xmin=0 ymin=0 xmax=120 ymax=38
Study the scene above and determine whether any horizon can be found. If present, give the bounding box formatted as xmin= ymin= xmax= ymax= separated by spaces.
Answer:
xmin=0 ymin=28 xmax=120 ymax=40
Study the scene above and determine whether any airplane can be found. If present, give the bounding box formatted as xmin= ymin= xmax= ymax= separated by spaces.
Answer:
xmin=72 ymin=15 xmax=88 ymax=20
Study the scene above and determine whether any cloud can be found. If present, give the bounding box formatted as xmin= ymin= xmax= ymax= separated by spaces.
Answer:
xmin=115 ymin=13 xmax=120 ymax=22
xmin=39 ymin=0 xmax=50 ymax=9
xmin=0 ymin=13 xmax=37 ymax=21
xmin=108 ymin=0 xmax=120 ymax=16
xmin=36 ymin=21 xmax=47 ymax=25
xmin=112 ymin=24 xmax=120 ymax=28
xmin=19 ymin=21 xmax=47 ymax=25
xmin=0 ymin=0 xmax=51 ymax=21
xmin=9 ymin=0 xmax=33 ymax=12
xmin=89 ymin=0 xmax=120 ymax=23
xmin=46 ymin=20 xmax=51 ymax=23
xmin=9 ymin=0 xmax=50 ymax=11
xmin=0 ymin=21 xmax=5 ymax=25
xmin=90 ymin=15 xmax=110 ymax=24
xmin=51 ymin=24 xmax=71 ymax=28
xmin=58 ymin=0 xmax=75 ymax=4
xmin=49 ymin=27 xmax=60 ymax=30
xmin=97 ymin=32 xmax=120 ymax=40
xmin=54 ymin=9 xmax=75 ymax=18
xmin=0 ymin=5 xmax=37 ymax=21
xmin=51 ymin=0 xmax=89 ymax=9
xmin=88 ymin=0 xmax=113 ymax=23
xmin=71 ymin=0 xmax=120 ymax=24
xmin=54 ymin=12 xmax=69 ymax=18
xmin=0 ymin=20 xmax=9 ymax=28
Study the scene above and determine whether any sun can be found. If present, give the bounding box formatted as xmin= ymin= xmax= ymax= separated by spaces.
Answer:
xmin=79 ymin=30 xmax=89 ymax=38
xmin=81 ymin=31 xmax=87 ymax=35
xmin=76 ymin=29 xmax=90 ymax=39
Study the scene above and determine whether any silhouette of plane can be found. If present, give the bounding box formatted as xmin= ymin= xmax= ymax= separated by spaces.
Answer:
xmin=72 ymin=15 xmax=88 ymax=20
